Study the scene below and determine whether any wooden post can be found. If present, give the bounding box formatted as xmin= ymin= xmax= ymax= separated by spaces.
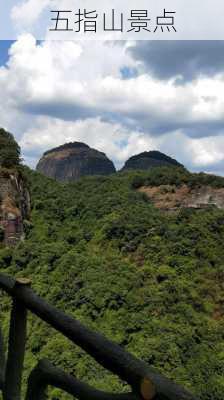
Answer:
xmin=0 ymin=326 xmax=5 ymax=390
xmin=140 ymin=377 xmax=156 ymax=400
xmin=3 ymin=278 xmax=31 ymax=400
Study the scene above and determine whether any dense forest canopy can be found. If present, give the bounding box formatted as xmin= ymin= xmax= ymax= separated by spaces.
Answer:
xmin=0 ymin=128 xmax=21 ymax=168
xmin=1 ymin=166 xmax=224 ymax=399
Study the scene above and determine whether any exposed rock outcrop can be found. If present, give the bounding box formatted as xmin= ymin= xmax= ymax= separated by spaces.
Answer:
xmin=138 ymin=184 xmax=224 ymax=211
xmin=0 ymin=169 xmax=30 ymax=246
xmin=122 ymin=151 xmax=183 ymax=171
xmin=36 ymin=142 xmax=116 ymax=182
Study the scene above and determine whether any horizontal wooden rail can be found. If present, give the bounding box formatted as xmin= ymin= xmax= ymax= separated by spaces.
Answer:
xmin=25 ymin=359 xmax=139 ymax=400
xmin=0 ymin=273 xmax=198 ymax=400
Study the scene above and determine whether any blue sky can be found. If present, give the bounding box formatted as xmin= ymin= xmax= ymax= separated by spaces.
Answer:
xmin=0 ymin=41 xmax=12 ymax=66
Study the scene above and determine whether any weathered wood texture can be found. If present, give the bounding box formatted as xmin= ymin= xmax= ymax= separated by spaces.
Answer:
xmin=0 ymin=327 xmax=5 ymax=390
xmin=0 ymin=273 xmax=199 ymax=400
xmin=25 ymin=359 xmax=140 ymax=400
xmin=3 ymin=280 xmax=30 ymax=400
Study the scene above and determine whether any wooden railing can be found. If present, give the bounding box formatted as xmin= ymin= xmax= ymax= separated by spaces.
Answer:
xmin=0 ymin=273 xmax=199 ymax=400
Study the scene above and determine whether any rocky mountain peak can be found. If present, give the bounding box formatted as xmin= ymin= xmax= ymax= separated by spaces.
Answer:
xmin=122 ymin=150 xmax=183 ymax=171
xmin=36 ymin=142 xmax=116 ymax=182
xmin=43 ymin=142 xmax=90 ymax=156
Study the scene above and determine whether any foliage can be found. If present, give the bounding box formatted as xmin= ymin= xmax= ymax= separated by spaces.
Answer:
xmin=1 ymin=166 xmax=224 ymax=399
xmin=131 ymin=166 xmax=224 ymax=189
xmin=0 ymin=128 xmax=21 ymax=168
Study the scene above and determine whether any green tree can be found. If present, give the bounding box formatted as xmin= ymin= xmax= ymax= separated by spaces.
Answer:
xmin=0 ymin=128 xmax=21 ymax=168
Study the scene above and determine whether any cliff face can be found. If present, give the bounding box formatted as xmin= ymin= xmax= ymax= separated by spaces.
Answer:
xmin=138 ymin=184 xmax=224 ymax=211
xmin=122 ymin=151 xmax=183 ymax=171
xmin=36 ymin=142 xmax=116 ymax=182
xmin=0 ymin=169 xmax=30 ymax=246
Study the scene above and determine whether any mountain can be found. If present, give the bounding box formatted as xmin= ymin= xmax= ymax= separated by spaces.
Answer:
xmin=1 ymin=166 xmax=224 ymax=399
xmin=36 ymin=142 xmax=116 ymax=182
xmin=122 ymin=150 xmax=183 ymax=171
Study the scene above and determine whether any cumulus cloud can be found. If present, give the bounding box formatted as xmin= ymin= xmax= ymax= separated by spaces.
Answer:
xmin=2 ymin=36 xmax=224 ymax=133
xmin=11 ymin=0 xmax=50 ymax=27
xmin=20 ymin=117 xmax=224 ymax=174
xmin=1 ymin=35 xmax=224 ymax=174
xmin=130 ymin=41 xmax=224 ymax=82
xmin=157 ymin=130 xmax=224 ymax=169
xmin=19 ymin=116 xmax=157 ymax=169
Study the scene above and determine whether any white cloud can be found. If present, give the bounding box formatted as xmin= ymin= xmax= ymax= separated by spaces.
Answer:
xmin=189 ymin=135 xmax=224 ymax=166
xmin=3 ymin=35 xmax=224 ymax=130
xmin=11 ymin=0 xmax=51 ymax=27
xmin=1 ymin=35 xmax=224 ymax=174
xmin=20 ymin=116 xmax=224 ymax=173
xmin=8 ymin=0 xmax=224 ymax=41
xmin=20 ymin=116 xmax=156 ymax=169
xmin=158 ymin=130 xmax=224 ymax=171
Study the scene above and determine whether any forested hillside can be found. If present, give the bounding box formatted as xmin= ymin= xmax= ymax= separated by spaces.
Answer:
xmin=1 ymin=166 xmax=224 ymax=399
